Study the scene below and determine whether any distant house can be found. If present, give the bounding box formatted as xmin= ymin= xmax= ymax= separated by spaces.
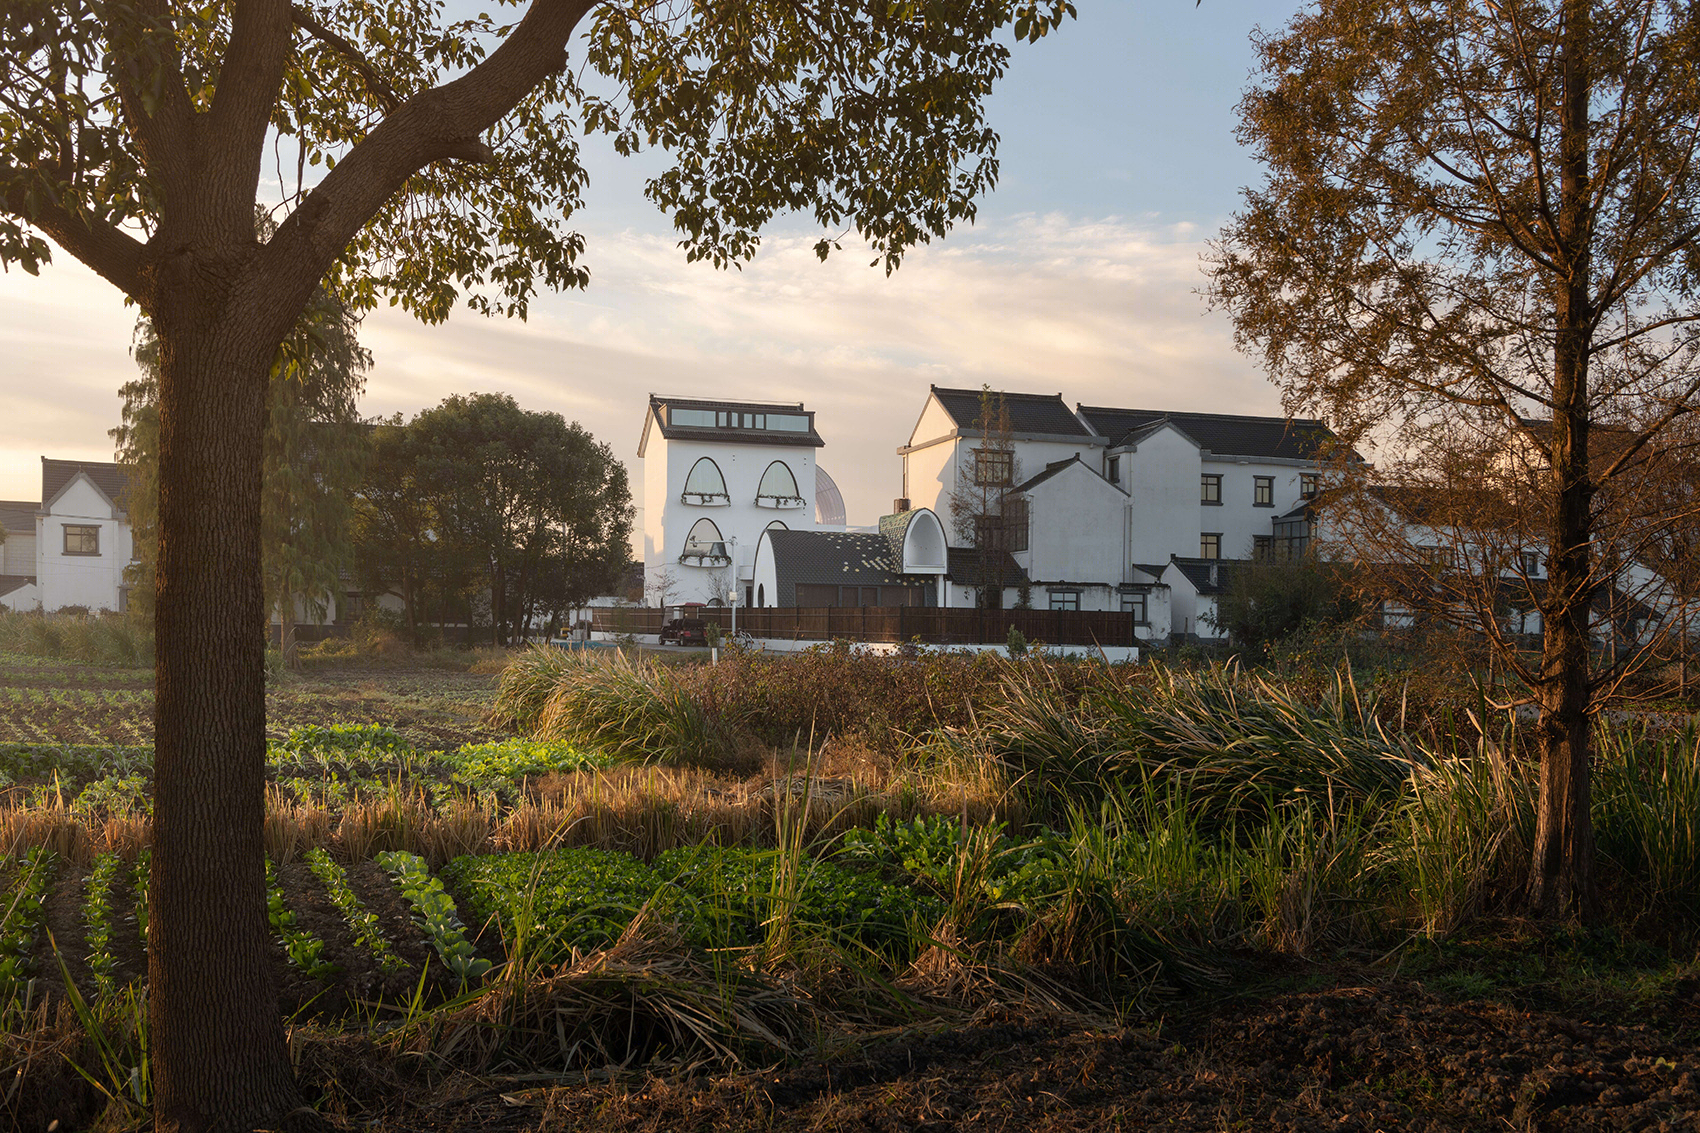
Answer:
xmin=0 ymin=458 xmax=136 ymax=614
xmin=638 ymin=394 xmax=848 ymax=608
xmin=896 ymin=385 xmax=1344 ymax=640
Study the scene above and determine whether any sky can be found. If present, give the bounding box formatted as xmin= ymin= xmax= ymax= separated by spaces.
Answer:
xmin=0 ymin=1 xmax=1303 ymax=527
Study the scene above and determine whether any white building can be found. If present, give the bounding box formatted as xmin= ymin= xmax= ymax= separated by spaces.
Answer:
xmin=1 ymin=458 xmax=136 ymax=613
xmin=637 ymin=395 xmax=834 ymax=608
xmin=895 ymin=386 xmax=1341 ymax=640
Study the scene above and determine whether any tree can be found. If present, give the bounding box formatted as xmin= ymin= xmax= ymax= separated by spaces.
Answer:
xmin=116 ymin=284 xmax=371 ymax=668
xmin=946 ymin=385 xmax=1023 ymax=609
xmin=1209 ymin=556 xmax=1357 ymax=658
xmin=1 ymin=1 xmax=1077 ymax=1123
xmin=400 ymin=393 xmax=631 ymax=645
xmin=1207 ymin=0 xmax=1700 ymax=919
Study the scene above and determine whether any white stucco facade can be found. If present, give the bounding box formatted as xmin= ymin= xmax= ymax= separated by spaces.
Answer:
xmin=638 ymin=397 xmax=823 ymax=607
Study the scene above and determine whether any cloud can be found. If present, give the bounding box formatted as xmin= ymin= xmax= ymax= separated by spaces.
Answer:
xmin=0 ymin=213 xmax=1279 ymax=523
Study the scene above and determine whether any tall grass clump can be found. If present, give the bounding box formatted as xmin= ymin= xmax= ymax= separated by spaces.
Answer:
xmin=530 ymin=652 xmax=735 ymax=764
xmin=0 ymin=610 xmax=152 ymax=666
xmin=1594 ymin=722 xmax=1700 ymax=917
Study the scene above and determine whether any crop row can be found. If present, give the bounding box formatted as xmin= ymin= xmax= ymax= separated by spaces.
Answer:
xmin=0 ymin=850 xmax=55 ymax=1003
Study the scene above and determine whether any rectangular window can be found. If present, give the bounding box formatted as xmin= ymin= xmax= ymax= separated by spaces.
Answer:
xmin=1003 ymin=498 xmax=1029 ymax=553
xmin=1201 ymin=473 xmax=1222 ymax=504
xmin=1121 ymin=591 xmax=1148 ymax=623
xmin=1300 ymin=473 xmax=1320 ymax=499
xmin=63 ymin=524 xmax=99 ymax=555
xmin=1108 ymin=455 xmax=1120 ymax=484
xmin=974 ymin=513 xmax=1007 ymax=551
xmin=1200 ymin=533 xmax=1222 ymax=559
xmin=767 ymin=413 xmax=811 ymax=431
xmin=1253 ymin=535 xmax=1274 ymax=561
xmin=669 ymin=408 xmax=717 ymax=427
xmin=974 ymin=449 xmax=1013 ymax=486
xmin=1049 ymin=589 xmax=1080 ymax=611
xmin=1254 ymin=476 xmax=1274 ymax=506
xmin=1521 ymin=551 xmax=1541 ymax=577
xmin=1417 ymin=545 xmax=1453 ymax=568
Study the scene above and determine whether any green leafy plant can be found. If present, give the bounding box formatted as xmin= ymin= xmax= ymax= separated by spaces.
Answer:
xmin=264 ymin=859 xmax=338 ymax=982
xmin=1 ymin=849 xmax=55 ymax=1001
xmin=304 ymin=847 xmax=404 ymax=975
xmin=377 ymin=850 xmax=490 ymax=985
xmin=442 ymin=847 xmax=660 ymax=962
xmin=82 ymin=852 xmax=123 ymax=997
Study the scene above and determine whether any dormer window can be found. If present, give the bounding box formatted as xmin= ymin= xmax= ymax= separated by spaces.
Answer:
xmin=681 ymin=457 xmax=730 ymax=505
xmin=755 ymin=460 xmax=804 ymax=508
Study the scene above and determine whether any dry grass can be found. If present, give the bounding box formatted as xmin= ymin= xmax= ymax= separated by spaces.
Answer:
xmin=0 ymin=801 xmax=140 ymax=866
xmin=388 ymin=914 xmax=815 ymax=1074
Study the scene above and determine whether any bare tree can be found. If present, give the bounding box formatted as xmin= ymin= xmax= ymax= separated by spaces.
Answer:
xmin=945 ymin=386 xmax=1023 ymax=609
xmin=1208 ymin=0 xmax=1700 ymax=919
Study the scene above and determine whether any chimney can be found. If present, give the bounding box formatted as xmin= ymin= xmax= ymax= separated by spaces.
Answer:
xmin=894 ymin=497 xmax=911 ymax=513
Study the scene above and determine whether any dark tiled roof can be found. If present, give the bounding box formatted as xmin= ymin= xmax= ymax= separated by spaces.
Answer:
xmin=1013 ymin=456 xmax=1085 ymax=493
xmin=0 ymin=575 xmax=36 ymax=599
xmin=0 ymin=500 xmax=37 ymax=529
xmin=643 ymin=395 xmax=824 ymax=453
xmin=930 ymin=386 xmax=1096 ymax=439
xmin=945 ymin=546 xmax=1030 ymax=588
xmin=766 ymin=530 xmax=905 ymax=606
xmin=41 ymin=459 xmax=130 ymax=511
xmin=1167 ymin=557 xmax=1245 ymax=596
xmin=1131 ymin=563 xmax=1169 ymax=582
xmin=1079 ymin=406 xmax=1338 ymax=461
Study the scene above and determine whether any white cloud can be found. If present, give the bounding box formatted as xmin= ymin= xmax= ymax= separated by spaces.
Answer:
xmin=0 ymin=213 xmax=1280 ymax=522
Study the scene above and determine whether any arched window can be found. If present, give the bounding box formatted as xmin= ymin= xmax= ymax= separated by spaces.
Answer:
xmin=755 ymin=460 xmax=803 ymax=507
xmin=682 ymin=457 xmax=729 ymax=504
xmin=680 ymin=518 xmax=729 ymax=564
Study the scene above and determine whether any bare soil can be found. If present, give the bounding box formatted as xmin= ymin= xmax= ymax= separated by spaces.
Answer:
xmin=300 ymin=962 xmax=1700 ymax=1133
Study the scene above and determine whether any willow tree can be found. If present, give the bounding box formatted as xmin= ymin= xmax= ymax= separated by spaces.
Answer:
xmin=1208 ymin=0 xmax=1700 ymax=920
xmin=0 ymin=0 xmax=1077 ymax=1126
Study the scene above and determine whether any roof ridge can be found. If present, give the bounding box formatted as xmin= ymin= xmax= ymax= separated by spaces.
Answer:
xmin=1079 ymin=405 xmax=1325 ymax=427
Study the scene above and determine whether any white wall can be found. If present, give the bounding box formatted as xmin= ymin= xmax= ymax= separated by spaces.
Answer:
xmin=1017 ymin=463 xmax=1127 ymax=592
xmin=37 ymin=476 xmax=131 ymax=612
xmin=1 ymin=530 xmax=37 ymax=576
xmin=1203 ymin=457 xmax=1318 ymax=559
xmin=644 ymin=432 xmax=818 ymax=606
xmin=1122 ymin=426 xmax=1202 ymax=566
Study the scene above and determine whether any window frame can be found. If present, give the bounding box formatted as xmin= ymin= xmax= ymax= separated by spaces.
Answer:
xmin=1253 ymin=476 xmax=1274 ymax=507
xmin=1003 ymin=497 xmax=1029 ymax=553
xmin=1048 ymin=588 xmax=1081 ymax=612
xmin=62 ymin=523 xmax=100 ymax=556
xmin=1300 ymin=473 xmax=1320 ymax=499
xmin=1201 ymin=473 xmax=1222 ymax=505
xmin=973 ymin=448 xmax=1014 ymax=487
xmin=1200 ymin=532 xmax=1222 ymax=560
xmin=1121 ymin=591 xmax=1148 ymax=624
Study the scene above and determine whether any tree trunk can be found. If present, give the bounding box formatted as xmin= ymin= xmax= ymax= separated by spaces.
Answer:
xmin=151 ymin=307 xmax=300 ymax=1131
xmin=1527 ymin=0 xmax=1600 ymax=921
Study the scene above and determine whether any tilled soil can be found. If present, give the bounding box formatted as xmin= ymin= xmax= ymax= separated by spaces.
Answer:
xmin=335 ymin=976 xmax=1700 ymax=1133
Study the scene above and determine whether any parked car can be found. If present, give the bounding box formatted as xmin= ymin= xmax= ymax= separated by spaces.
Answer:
xmin=658 ymin=612 xmax=709 ymax=646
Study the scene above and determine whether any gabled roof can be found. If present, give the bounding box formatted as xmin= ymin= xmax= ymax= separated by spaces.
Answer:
xmin=929 ymin=386 xmax=1097 ymax=440
xmin=41 ymin=459 xmax=130 ymax=513
xmin=945 ymin=546 xmax=1030 ymax=588
xmin=1078 ymin=406 xmax=1338 ymax=462
xmin=1013 ymin=456 xmax=1086 ymax=493
xmin=1166 ymin=557 xmax=1244 ymax=597
xmin=764 ymin=529 xmax=909 ymax=605
xmin=640 ymin=395 xmax=825 ymax=456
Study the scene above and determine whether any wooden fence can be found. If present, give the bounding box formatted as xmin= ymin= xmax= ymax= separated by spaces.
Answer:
xmin=590 ymin=606 xmax=1135 ymax=647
